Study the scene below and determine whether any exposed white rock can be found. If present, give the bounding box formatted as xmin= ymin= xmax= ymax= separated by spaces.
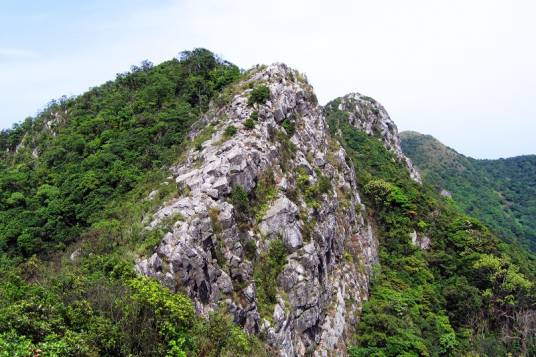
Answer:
xmin=69 ymin=247 xmax=81 ymax=262
xmin=259 ymin=196 xmax=302 ymax=251
xmin=137 ymin=63 xmax=379 ymax=356
xmin=440 ymin=189 xmax=452 ymax=198
xmin=410 ymin=230 xmax=431 ymax=250
xmin=146 ymin=189 xmax=159 ymax=201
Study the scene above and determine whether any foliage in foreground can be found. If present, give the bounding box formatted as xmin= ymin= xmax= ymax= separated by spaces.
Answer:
xmin=0 ymin=256 xmax=262 ymax=356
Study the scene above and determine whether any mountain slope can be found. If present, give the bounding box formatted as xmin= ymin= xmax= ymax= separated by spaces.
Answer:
xmin=326 ymin=100 xmax=535 ymax=356
xmin=400 ymin=131 xmax=536 ymax=252
xmin=0 ymin=49 xmax=240 ymax=256
xmin=137 ymin=63 xmax=378 ymax=355
xmin=0 ymin=49 xmax=268 ymax=356
xmin=0 ymin=51 xmax=534 ymax=356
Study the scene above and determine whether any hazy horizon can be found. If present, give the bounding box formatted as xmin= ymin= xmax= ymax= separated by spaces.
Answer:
xmin=2 ymin=0 xmax=535 ymax=159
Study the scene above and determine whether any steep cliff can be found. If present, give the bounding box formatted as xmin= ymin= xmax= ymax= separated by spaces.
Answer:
xmin=137 ymin=64 xmax=379 ymax=355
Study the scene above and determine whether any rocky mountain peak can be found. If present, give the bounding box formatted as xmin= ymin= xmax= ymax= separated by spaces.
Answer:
xmin=137 ymin=63 xmax=379 ymax=355
xmin=324 ymin=93 xmax=422 ymax=183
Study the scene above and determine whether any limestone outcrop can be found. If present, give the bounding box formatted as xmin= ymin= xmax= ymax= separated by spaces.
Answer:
xmin=137 ymin=64 xmax=421 ymax=356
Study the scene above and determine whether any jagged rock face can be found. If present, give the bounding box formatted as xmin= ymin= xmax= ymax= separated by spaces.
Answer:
xmin=326 ymin=93 xmax=422 ymax=183
xmin=137 ymin=64 xmax=378 ymax=356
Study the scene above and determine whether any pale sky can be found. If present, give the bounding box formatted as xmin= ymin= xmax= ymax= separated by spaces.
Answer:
xmin=1 ymin=0 xmax=535 ymax=159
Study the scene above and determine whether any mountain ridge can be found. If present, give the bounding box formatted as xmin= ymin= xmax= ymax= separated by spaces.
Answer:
xmin=0 ymin=50 xmax=534 ymax=356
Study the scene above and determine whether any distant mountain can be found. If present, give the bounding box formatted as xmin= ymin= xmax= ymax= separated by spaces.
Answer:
xmin=400 ymin=130 xmax=536 ymax=252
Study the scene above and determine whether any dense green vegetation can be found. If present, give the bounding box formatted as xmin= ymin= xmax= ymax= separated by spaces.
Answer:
xmin=0 ymin=48 xmax=240 ymax=257
xmin=401 ymin=131 xmax=536 ymax=253
xmin=253 ymin=239 xmax=289 ymax=320
xmin=247 ymin=85 xmax=271 ymax=106
xmin=0 ymin=49 xmax=267 ymax=355
xmin=325 ymin=101 xmax=536 ymax=356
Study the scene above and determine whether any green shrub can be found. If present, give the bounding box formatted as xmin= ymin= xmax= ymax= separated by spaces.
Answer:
xmin=250 ymin=111 xmax=259 ymax=121
xmin=248 ymin=85 xmax=271 ymax=106
xmin=224 ymin=125 xmax=237 ymax=138
xmin=244 ymin=118 xmax=255 ymax=130
xmin=128 ymin=277 xmax=195 ymax=355
xmin=208 ymin=208 xmax=223 ymax=235
xmin=0 ymin=331 xmax=33 ymax=357
xmin=316 ymin=171 xmax=331 ymax=194
xmin=254 ymin=239 xmax=288 ymax=319
xmin=243 ymin=239 xmax=257 ymax=260
xmin=301 ymin=217 xmax=316 ymax=243
xmin=282 ymin=119 xmax=295 ymax=136
xmin=193 ymin=310 xmax=266 ymax=356
xmin=364 ymin=179 xmax=411 ymax=210
xmin=296 ymin=169 xmax=331 ymax=209
xmin=229 ymin=185 xmax=250 ymax=222
xmin=275 ymin=130 xmax=296 ymax=171
xmin=253 ymin=169 xmax=277 ymax=221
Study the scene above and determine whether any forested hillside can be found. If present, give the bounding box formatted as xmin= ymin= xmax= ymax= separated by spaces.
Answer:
xmin=0 ymin=49 xmax=240 ymax=257
xmin=325 ymin=101 xmax=535 ymax=356
xmin=0 ymin=49 xmax=267 ymax=355
xmin=0 ymin=51 xmax=534 ymax=356
xmin=400 ymin=131 xmax=536 ymax=253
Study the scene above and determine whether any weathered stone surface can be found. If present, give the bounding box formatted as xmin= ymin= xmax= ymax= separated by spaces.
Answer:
xmin=136 ymin=64 xmax=380 ymax=356
xmin=146 ymin=189 xmax=159 ymax=201
xmin=69 ymin=248 xmax=81 ymax=262
xmin=259 ymin=196 xmax=302 ymax=250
